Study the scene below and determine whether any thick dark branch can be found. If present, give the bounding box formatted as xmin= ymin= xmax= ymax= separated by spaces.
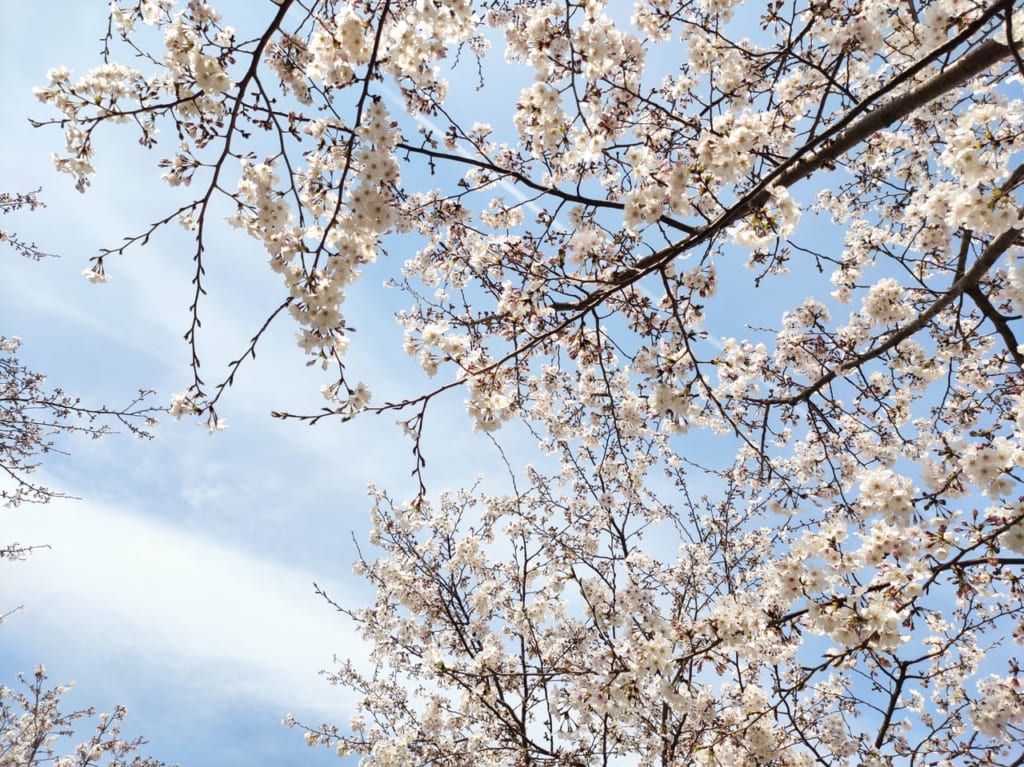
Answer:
xmin=552 ymin=21 xmax=1016 ymax=313
xmin=760 ymin=224 xmax=1022 ymax=406
xmin=183 ymin=0 xmax=297 ymax=396
xmin=874 ymin=662 xmax=910 ymax=749
xmin=966 ymin=282 xmax=1024 ymax=367
xmin=394 ymin=140 xmax=696 ymax=235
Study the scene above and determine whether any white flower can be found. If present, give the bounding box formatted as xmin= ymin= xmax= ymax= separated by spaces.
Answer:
xmin=861 ymin=278 xmax=914 ymax=326
xmin=81 ymin=266 xmax=110 ymax=284
xmin=971 ymin=675 xmax=1024 ymax=740
xmin=169 ymin=391 xmax=197 ymax=420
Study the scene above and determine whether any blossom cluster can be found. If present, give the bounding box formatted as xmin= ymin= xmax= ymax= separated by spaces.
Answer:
xmin=0 ymin=666 xmax=168 ymax=767
xmin=33 ymin=0 xmax=1024 ymax=763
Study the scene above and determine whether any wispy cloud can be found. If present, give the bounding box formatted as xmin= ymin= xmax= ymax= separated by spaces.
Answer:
xmin=2 ymin=493 xmax=364 ymax=721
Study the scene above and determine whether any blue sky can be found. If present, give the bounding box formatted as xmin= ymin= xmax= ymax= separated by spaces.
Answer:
xmin=5 ymin=2 xmax=1023 ymax=764
xmin=0 ymin=3 xmax=524 ymax=765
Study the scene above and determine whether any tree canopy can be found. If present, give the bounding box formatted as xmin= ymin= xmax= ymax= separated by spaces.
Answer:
xmin=26 ymin=0 xmax=1024 ymax=764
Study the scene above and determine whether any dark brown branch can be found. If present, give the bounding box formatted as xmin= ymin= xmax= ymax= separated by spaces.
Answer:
xmin=966 ymin=282 xmax=1024 ymax=367
xmin=760 ymin=224 xmax=1022 ymax=406
xmin=393 ymin=139 xmax=697 ymax=235
xmin=552 ymin=17 xmax=1016 ymax=313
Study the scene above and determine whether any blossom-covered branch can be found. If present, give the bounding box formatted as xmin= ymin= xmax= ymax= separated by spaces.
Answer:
xmin=0 ymin=190 xmax=55 ymax=260
xmin=33 ymin=0 xmax=1024 ymax=764
xmin=0 ymin=666 xmax=170 ymax=767
xmin=0 ymin=336 xmax=159 ymax=507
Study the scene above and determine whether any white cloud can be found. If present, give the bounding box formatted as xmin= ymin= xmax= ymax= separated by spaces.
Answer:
xmin=1 ymin=494 xmax=365 ymax=721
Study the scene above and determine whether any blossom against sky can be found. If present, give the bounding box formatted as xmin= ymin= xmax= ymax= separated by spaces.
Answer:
xmin=5 ymin=0 xmax=1024 ymax=763
xmin=0 ymin=4 xmax=508 ymax=765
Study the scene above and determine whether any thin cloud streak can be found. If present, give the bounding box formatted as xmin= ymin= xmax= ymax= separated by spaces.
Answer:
xmin=2 ymin=491 xmax=363 ymax=721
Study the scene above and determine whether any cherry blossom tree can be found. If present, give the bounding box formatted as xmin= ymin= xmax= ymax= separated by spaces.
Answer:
xmin=2 ymin=189 xmax=160 ymax=510
xmin=1 ymin=203 xmax=165 ymax=765
xmin=0 ymin=666 xmax=169 ymax=767
xmin=0 ymin=381 xmax=164 ymax=767
xmin=31 ymin=0 xmax=1024 ymax=763
xmin=0 ymin=334 xmax=158 ymax=510
xmin=0 ymin=190 xmax=54 ymax=261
